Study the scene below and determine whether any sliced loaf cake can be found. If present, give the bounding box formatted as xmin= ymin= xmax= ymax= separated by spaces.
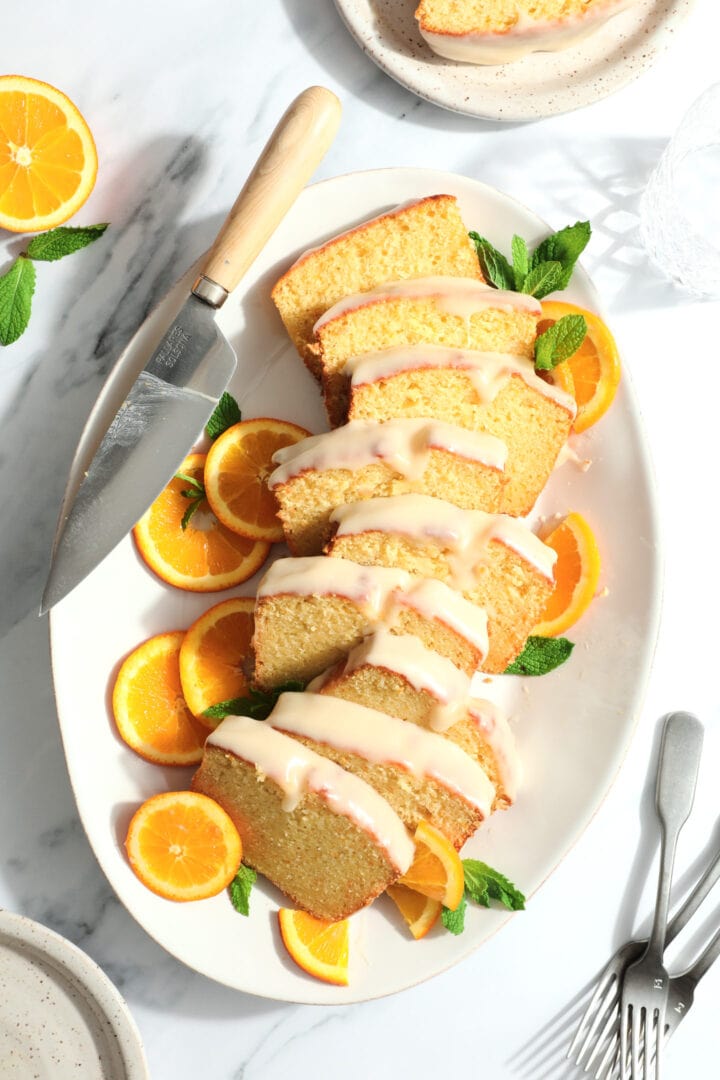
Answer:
xmin=192 ymin=715 xmax=414 ymax=920
xmin=326 ymin=494 xmax=556 ymax=673
xmin=345 ymin=344 xmax=575 ymax=516
xmin=269 ymin=418 xmax=508 ymax=554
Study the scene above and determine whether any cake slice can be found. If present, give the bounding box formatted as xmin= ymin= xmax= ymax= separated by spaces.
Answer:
xmin=252 ymin=556 xmax=489 ymax=689
xmin=269 ymin=418 xmax=508 ymax=555
xmin=312 ymin=628 xmax=518 ymax=808
xmin=267 ymin=692 xmax=495 ymax=849
xmin=192 ymin=715 xmax=414 ymax=920
xmin=346 ymin=344 xmax=576 ymax=516
xmin=415 ymin=0 xmax=636 ymax=65
xmin=326 ymin=494 xmax=556 ymax=673
xmin=313 ymin=276 xmax=541 ymax=425
xmin=270 ymin=194 xmax=482 ymax=378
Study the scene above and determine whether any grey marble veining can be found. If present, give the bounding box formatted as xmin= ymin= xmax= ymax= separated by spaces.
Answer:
xmin=2 ymin=0 xmax=720 ymax=1077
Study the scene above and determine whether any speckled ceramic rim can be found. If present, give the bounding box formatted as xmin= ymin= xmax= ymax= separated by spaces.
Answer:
xmin=0 ymin=909 xmax=149 ymax=1079
xmin=332 ymin=0 xmax=695 ymax=121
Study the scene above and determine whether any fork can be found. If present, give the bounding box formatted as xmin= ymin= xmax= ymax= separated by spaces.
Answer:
xmin=590 ymin=921 xmax=720 ymax=1077
xmin=568 ymin=833 xmax=720 ymax=1076
xmin=619 ymin=711 xmax=704 ymax=1079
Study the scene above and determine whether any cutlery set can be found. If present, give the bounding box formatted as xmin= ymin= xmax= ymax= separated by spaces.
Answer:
xmin=569 ymin=712 xmax=718 ymax=1078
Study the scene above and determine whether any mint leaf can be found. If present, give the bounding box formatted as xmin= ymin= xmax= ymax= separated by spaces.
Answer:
xmin=534 ymin=314 xmax=587 ymax=371
xmin=0 ymin=256 xmax=36 ymax=346
xmin=463 ymin=859 xmax=525 ymax=911
xmin=229 ymin=864 xmax=257 ymax=916
xmin=531 ymin=221 xmax=591 ymax=290
xmin=468 ymin=232 xmax=515 ymax=291
xmin=203 ymin=680 xmax=306 ymax=722
xmin=521 ymin=260 xmax=564 ymax=299
xmin=26 ymin=223 xmax=109 ymax=262
xmin=511 ymin=234 xmax=529 ymax=291
xmin=504 ymin=635 xmax=574 ymax=676
xmin=441 ymin=894 xmax=467 ymax=935
xmin=175 ymin=471 xmax=206 ymax=530
xmin=206 ymin=392 xmax=242 ymax=440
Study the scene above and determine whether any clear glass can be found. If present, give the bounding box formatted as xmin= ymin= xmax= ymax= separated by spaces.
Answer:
xmin=640 ymin=83 xmax=720 ymax=298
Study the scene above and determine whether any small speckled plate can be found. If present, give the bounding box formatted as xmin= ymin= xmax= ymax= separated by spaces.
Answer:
xmin=333 ymin=0 xmax=693 ymax=120
xmin=0 ymin=910 xmax=148 ymax=1079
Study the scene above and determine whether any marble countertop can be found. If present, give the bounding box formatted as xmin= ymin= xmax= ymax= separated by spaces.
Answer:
xmin=2 ymin=1 xmax=720 ymax=1076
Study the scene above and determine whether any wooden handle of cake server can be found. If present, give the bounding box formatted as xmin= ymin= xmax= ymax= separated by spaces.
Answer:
xmin=193 ymin=86 xmax=342 ymax=304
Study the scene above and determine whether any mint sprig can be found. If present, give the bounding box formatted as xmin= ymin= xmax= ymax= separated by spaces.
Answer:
xmin=534 ymin=314 xmax=587 ymax=372
xmin=229 ymin=864 xmax=257 ymax=916
xmin=469 ymin=221 xmax=591 ymax=300
xmin=0 ymin=223 xmax=108 ymax=348
xmin=504 ymin=635 xmax=574 ymax=676
xmin=441 ymin=860 xmax=525 ymax=935
xmin=206 ymin=391 xmax=242 ymax=440
xmin=26 ymin=223 xmax=109 ymax=262
xmin=203 ymin=680 xmax=306 ymax=722
xmin=175 ymin=471 xmax=206 ymax=530
xmin=0 ymin=256 xmax=36 ymax=346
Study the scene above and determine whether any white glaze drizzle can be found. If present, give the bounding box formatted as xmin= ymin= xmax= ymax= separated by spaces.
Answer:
xmin=334 ymin=627 xmax=471 ymax=704
xmin=346 ymin=343 xmax=575 ymax=415
xmin=466 ymin=699 xmax=520 ymax=803
xmin=208 ymin=716 xmax=414 ymax=870
xmin=313 ymin=276 xmax=541 ymax=332
xmin=256 ymin=555 xmax=490 ymax=658
xmin=417 ymin=0 xmax=638 ymax=65
xmin=268 ymin=418 xmax=508 ymax=487
xmin=269 ymin=692 xmax=495 ymax=817
xmin=330 ymin=494 xmax=557 ymax=581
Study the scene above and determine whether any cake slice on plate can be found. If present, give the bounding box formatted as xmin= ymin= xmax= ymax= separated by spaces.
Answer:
xmin=252 ymin=555 xmax=490 ymax=688
xmin=271 ymin=194 xmax=482 ymax=379
xmin=192 ymin=715 xmax=414 ymax=920
xmin=314 ymin=276 xmax=541 ymax=425
xmin=346 ymin=344 xmax=575 ymax=516
xmin=269 ymin=418 xmax=508 ymax=555
xmin=312 ymin=628 xmax=519 ymax=809
xmin=326 ymin=494 xmax=556 ymax=673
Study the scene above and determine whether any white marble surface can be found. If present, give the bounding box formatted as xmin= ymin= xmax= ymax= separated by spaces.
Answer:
xmin=2 ymin=1 xmax=720 ymax=1076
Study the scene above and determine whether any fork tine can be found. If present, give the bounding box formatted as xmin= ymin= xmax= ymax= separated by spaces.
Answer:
xmin=652 ymin=1010 xmax=662 ymax=1079
xmin=573 ymin=977 xmax=620 ymax=1066
xmin=594 ymin=1030 xmax=619 ymax=1080
xmin=620 ymin=1004 xmax=629 ymax=1080
xmin=585 ymin=1000 xmax=620 ymax=1072
xmin=631 ymin=1005 xmax=642 ymax=1080
xmin=568 ymin=973 xmax=616 ymax=1062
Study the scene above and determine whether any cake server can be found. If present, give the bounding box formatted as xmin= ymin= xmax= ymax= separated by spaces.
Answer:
xmin=41 ymin=86 xmax=341 ymax=613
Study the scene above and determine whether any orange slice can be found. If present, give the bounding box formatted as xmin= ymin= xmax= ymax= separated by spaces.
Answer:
xmin=0 ymin=75 xmax=98 ymax=233
xmin=179 ymin=597 xmax=255 ymax=727
xmin=204 ymin=418 xmax=311 ymax=543
xmin=386 ymin=884 xmax=442 ymax=940
xmin=539 ymin=301 xmax=621 ymax=433
xmin=534 ymin=512 xmax=602 ymax=637
xmin=397 ymin=820 xmax=464 ymax=911
xmin=133 ymin=453 xmax=270 ymax=592
xmin=125 ymin=791 xmax=242 ymax=902
xmin=112 ymin=631 xmax=208 ymax=766
xmin=278 ymin=909 xmax=349 ymax=986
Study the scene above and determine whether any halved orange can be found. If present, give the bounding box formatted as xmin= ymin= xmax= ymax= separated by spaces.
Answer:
xmin=125 ymin=791 xmax=242 ymax=902
xmin=397 ymin=820 xmax=464 ymax=911
xmin=534 ymin=512 xmax=602 ymax=637
xmin=0 ymin=75 xmax=98 ymax=232
xmin=112 ymin=631 xmax=208 ymax=766
xmin=204 ymin=418 xmax=311 ymax=543
xmin=133 ymin=453 xmax=270 ymax=592
xmin=386 ymin=884 xmax=442 ymax=940
xmin=539 ymin=301 xmax=621 ymax=433
xmin=278 ymin=909 xmax=349 ymax=986
xmin=179 ymin=597 xmax=255 ymax=726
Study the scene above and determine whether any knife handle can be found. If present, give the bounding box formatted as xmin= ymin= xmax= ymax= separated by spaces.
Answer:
xmin=193 ymin=85 xmax=342 ymax=305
